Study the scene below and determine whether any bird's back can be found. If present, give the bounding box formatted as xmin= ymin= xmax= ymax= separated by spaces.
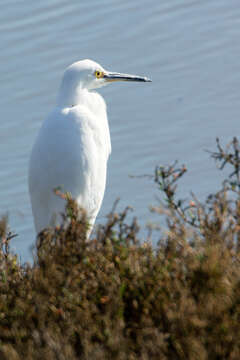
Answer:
xmin=29 ymin=96 xmax=111 ymax=234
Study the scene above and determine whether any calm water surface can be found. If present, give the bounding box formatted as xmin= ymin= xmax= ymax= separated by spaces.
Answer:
xmin=1 ymin=0 xmax=240 ymax=261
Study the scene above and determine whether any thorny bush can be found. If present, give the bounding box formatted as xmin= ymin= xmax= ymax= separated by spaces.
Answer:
xmin=1 ymin=138 xmax=240 ymax=359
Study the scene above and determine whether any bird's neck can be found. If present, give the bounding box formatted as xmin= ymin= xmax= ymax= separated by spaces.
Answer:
xmin=57 ymin=82 xmax=107 ymax=120
xmin=57 ymin=79 xmax=86 ymax=108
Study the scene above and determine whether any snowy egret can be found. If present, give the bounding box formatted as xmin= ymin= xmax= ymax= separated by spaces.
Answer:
xmin=28 ymin=59 xmax=151 ymax=234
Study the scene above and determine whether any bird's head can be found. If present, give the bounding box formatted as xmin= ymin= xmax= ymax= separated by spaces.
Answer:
xmin=57 ymin=59 xmax=151 ymax=106
xmin=62 ymin=59 xmax=151 ymax=90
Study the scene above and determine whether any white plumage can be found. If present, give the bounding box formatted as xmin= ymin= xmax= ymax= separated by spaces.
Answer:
xmin=28 ymin=59 xmax=151 ymax=234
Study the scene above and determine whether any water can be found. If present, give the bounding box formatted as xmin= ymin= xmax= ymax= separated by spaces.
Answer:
xmin=1 ymin=0 xmax=240 ymax=261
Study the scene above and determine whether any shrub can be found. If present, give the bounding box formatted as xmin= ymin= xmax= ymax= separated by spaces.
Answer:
xmin=1 ymin=138 xmax=240 ymax=359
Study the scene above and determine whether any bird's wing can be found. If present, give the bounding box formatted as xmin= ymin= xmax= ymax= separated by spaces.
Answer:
xmin=29 ymin=105 xmax=110 ymax=233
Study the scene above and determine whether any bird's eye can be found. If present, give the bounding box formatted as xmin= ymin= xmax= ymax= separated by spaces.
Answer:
xmin=95 ymin=70 xmax=103 ymax=79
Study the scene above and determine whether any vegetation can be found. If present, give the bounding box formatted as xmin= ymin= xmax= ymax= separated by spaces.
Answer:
xmin=1 ymin=138 xmax=240 ymax=359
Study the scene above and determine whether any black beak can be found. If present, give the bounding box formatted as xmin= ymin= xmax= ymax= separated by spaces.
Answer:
xmin=103 ymin=72 xmax=152 ymax=83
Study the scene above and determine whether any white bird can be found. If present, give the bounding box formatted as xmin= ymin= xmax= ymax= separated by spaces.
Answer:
xmin=28 ymin=59 xmax=151 ymax=235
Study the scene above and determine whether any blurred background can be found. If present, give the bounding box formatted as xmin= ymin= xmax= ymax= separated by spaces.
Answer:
xmin=1 ymin=0 xmax=240 ymax=261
